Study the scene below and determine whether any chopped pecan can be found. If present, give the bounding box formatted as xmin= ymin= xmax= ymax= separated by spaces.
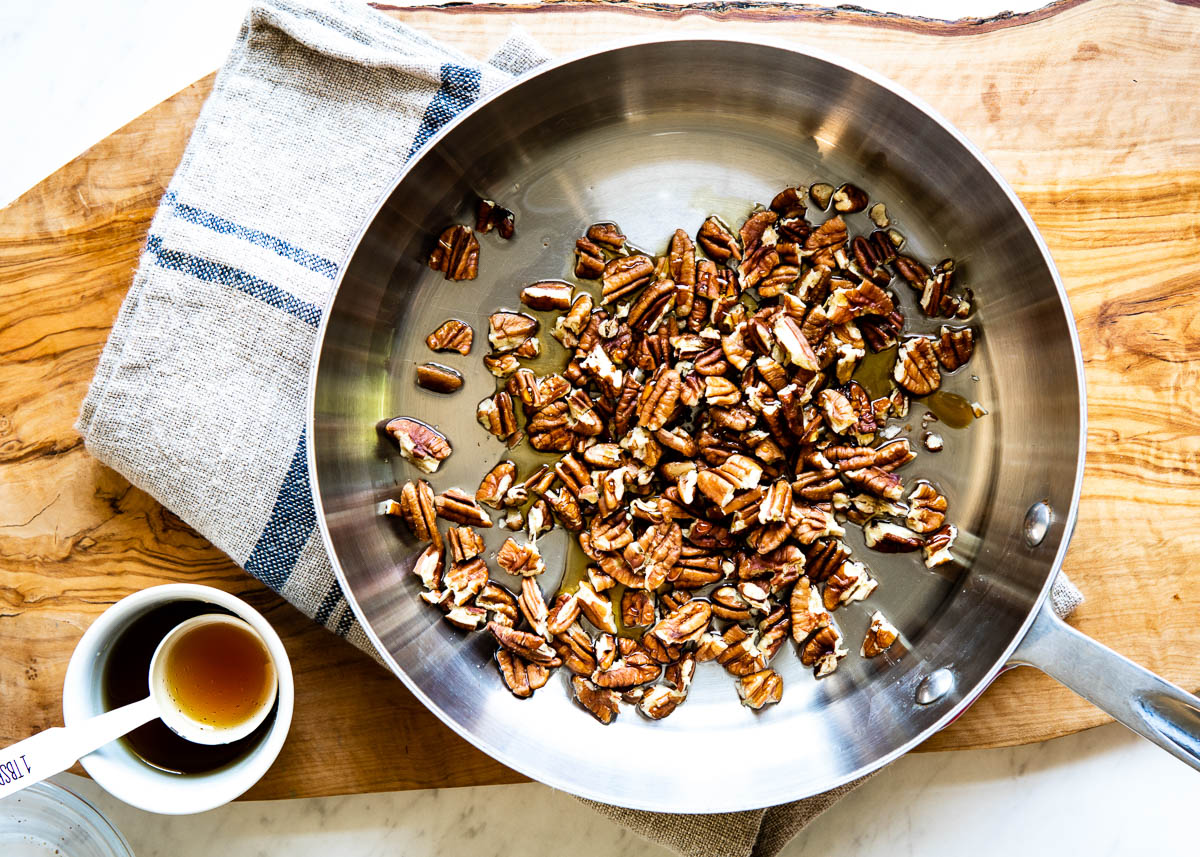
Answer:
xmin=410 ymin=543 xmax=443 ymax=592
xmin=583 ymin=443 xmax=624 ymax=469
xmin=385 ymin=417 xmax=452 ymax=473
xmin=863 ymin=520 xmax=924 ymax=552
xmin=574 ymin=237 xmax=606 ymax=279
xmin=818 ymin=388 xmax=857 ymax=434
xmin=842 ymin=466 xmax=904 ymax=501
xmin=711 ymin=585 xmax=752 ymax=622
xmin=496 ymin=648 xmax=551 ymax=699
xmin=445 ymin=604 xmax=487 ymax=632
xmin=804 ymin=215 xmax=847 ymax=269
xmin=907 ymin=481 xmax=948 ymax=534
xmin=758 ymin=478 xmax=793 ymax=524
xmin=823 ymin=560 xmax=878 ymax=609
xmin=638 ymin=685 xmax=686 ymax=720
xmin=893 ymin=336 xmax=941 ymax=395
xmin=428 ymin=225 xmax=479 ymax=281
xmin=483 ymin=352 xmax=520 ymax=378
xmin=496 ymin=537 xmax=545 ymax=577
xmin=447 ymin=526 xmax=483 ymax=562
xmin=571 ymin=675 xmax=620 ymax=723
xmin=425 ymin=319 xmax=473 ymax=355
xmin=415 ymin=362 xmax=464 ymax=394
xmin=475 ymin=582 xmax=519 ymax=626
xmin=476 ymin=391 xmax=518 ymax=442
xmin=575 ymin=580 xmax=617 ymax=634
xmin=445 ymin=558 xmax=488 ymax=606
xmin=554 ymin=293 xmax=594 ymax=348
xmin=527 ymin=401 xmax=573 ymax=452
xmin=544 ymin=487 xmax=584 ymax=531
xmin=590 ymin=511 xmax=634 ymax=553
xmin=861 ymin=610 xmax=900 ymax=657
xmin=476 ymin=460 xmax=516 ymax=509
xmin=697 ymin=215 xmax=742 ymax=263
xmin=804 ymin=539 xmax=850 ymax=583
xmin=809 ymin=182 xmax=835 ymax=210
xmin=515 ymin=336 xmax=541 ymax=359
xmin=716 ymin=626 xmax=767 ymax=677
xmin=774 ymin=315 xmax=820 ymax=371
xmin=601 ymin=255 xmax=654 ymax=304
xmin=737 ymin=669 xmax=783 ymax=709
xmin=520 ymin=280 xmax=573 ymax=311
xmin=587 ymin=222 xmax=626 ymax=251
xmin=489 ymin=621 xmax=560 ymax=666
xmin=800 ymin=624 xmax=847 ymax=677
xmin=435 ymin=487 xmax=492 ymax=527
xmin=934 ymin=325 xmax=975 ymax=371
xmin=831 ymin=183 xmax=869 ymax=214
xmin=923 ymin=524 xmax=958 ymax=567
xmin=488 ymin=311 xmax=538 ymax=352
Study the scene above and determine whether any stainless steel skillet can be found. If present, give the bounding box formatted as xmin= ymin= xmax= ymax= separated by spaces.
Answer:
xmin=308 ymin=37 xmax=1200 ymax=811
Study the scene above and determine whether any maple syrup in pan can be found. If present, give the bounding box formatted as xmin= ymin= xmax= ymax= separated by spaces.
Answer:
xmin=102 ymin=602 xmax=276 ymax=775
xmin=922 ymin=390 xmax=977 ymax=429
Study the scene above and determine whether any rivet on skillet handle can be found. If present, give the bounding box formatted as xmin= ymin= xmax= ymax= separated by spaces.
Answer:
xmin=916 ymin=668 xmax=955 ymax=705
xmin=1023 ymin=501 xmax=1053 ymax=547
xmin=1010 ymin=599 xmax=1200 ymax=772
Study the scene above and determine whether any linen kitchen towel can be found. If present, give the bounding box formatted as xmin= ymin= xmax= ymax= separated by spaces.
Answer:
xmin=76 ymin=1 xmax=1084 ymax=854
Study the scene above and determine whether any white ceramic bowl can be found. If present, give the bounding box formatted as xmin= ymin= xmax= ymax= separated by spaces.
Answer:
xmin=62 ymin=584 xmax=294 ymax=814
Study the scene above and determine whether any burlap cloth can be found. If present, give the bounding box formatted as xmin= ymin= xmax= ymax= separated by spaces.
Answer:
xmin=76 ymin=1 xmax=1084 ymax=852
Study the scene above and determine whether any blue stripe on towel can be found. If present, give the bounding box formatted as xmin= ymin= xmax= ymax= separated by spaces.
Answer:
xmin=408 ymin=63 xmax=482 ymax=158
xmin=245 ymin=430 xmax=318 ymax=592
xmin=314 ymin=585 xmax=345 ymax=625
xmin=146 ymin=235 xmax=323 ymax=327
xmin=161 ymin=192 xmax=340 ymax=279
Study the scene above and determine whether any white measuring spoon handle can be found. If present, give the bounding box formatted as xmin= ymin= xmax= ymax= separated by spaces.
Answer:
xmin=0 ymin=696 xmax=159 ymax=799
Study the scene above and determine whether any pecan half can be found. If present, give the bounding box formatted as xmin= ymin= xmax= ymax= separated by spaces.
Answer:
xmin=893 ymin=336 xmax=941 ymax=395
xmin=774 ymin=315 xmax=820 ymax=371
xmin=435 ymin=487 xmax=492 ymax=527
xmin=425 ymin=319 xmax=473 ymax=354
xmin=737 ymin=669 xmax=783 ymax=709
xmin=428 ymin=225 xmax=479 ymax=281
xmin=697 ymin=215 xmax=742 ymax=263
xmin=804 ymin=215 xmax=847 ymax=269
xmin=415 ymin=362 xmax=463 ymax=394
xmin=649 ymin=599 xmax=712 ymax=646
xmin=385 ymin=417 xmax=452 ymax=473
xmin=637 ymin=367 xmax=682 ymax=430
xmin=483 ymin=353 xmax=520 ymax=378
xmin=842 ymin=466 xmax=904 ymax=501
xmin=934 ymin=325 xmax=975 ymax=371
xmin=861 ymin=610 xmax=900 ymax=657
xmin=601 ymin=255 xmax=654 ymax=304
xmin=444 ymin=527 xmax=482 ymax=564
xmin=393 ymin=478 xmax=440 ymax=548
xmin=496 ymin=648 xmax=551 ymax=699
xmin=790 ymin=577 xmax=831 ymax=642
xmin=544 ymin=487 xmax=584 ymax=531
xmin=639 ymin=685 xmax=687 ymax=720
xmin=621 ymin=589 xmax=656 ymax=627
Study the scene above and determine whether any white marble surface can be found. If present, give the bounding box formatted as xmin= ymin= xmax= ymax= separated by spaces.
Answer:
xmin=6 ymin=0 xmax=1198 ymax=854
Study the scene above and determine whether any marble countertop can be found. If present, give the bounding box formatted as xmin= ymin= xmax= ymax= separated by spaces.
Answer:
xmin=6 ymin=0 xmax=1197 ymax=853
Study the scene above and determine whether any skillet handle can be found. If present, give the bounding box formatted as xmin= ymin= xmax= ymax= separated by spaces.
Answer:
xmin=1010 ymin=598 xmax=1200 ymax=771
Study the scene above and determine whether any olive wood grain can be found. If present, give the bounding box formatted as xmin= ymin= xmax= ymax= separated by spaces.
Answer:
xmin=1 ymin=0 xmax=1198 ymax=800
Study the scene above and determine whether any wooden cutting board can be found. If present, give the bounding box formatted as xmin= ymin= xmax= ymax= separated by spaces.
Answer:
xmin=2 ymin=0 xmax=1198 ymax=801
